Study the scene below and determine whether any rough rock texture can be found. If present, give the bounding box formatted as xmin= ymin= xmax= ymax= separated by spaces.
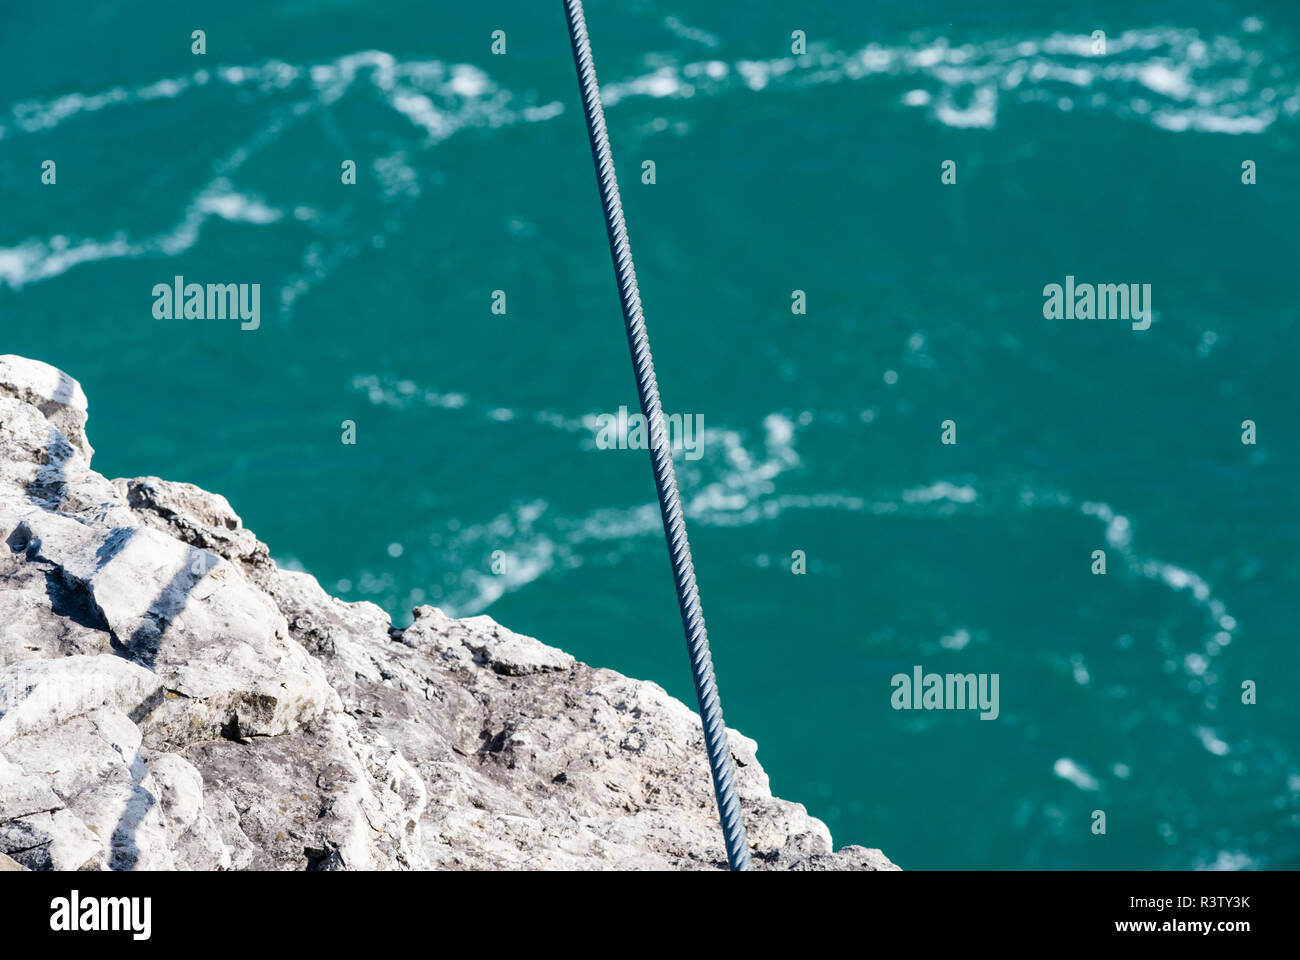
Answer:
xmin=0 ymin=356 xmax=896 ymax=871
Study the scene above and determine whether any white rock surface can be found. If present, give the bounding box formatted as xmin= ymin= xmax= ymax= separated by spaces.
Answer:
xmin=0 ymin=355 xmax=896 ymax=871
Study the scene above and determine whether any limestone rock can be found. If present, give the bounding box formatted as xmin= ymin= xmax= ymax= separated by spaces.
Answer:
xmin=0 ymin=355 xmax=93 ymax=463
xmin=0 ymin=355 xmax=896 ymax=871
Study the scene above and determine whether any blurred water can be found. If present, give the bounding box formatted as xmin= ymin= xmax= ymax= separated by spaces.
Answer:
xmin=2 ymin=0 xmax=1298 ymax=869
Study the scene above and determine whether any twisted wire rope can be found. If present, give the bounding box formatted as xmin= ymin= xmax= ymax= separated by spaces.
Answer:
xmin=563 ymin=0 xmax=753 ymax=872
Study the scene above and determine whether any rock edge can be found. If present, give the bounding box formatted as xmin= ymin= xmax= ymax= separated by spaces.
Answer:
xmin=0 ymin=355 xmax=896 ymax=871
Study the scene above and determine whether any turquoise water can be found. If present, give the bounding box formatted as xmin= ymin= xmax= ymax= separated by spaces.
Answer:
xmin=3 ymin=1 xmax=1298 ymax=869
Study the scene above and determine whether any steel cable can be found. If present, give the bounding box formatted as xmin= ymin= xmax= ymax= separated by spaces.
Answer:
xmin=563 ymin=0 xmax=753 ymax=871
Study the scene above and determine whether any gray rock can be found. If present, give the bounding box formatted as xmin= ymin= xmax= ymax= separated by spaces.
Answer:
xmin=0 ymin=355 xmax=896 ymax=871
xmin=0 ymin=355 xmax=93 ymax=463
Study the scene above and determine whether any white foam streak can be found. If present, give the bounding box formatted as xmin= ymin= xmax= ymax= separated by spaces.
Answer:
xmin=1054 ymin=758 xmax=1101 ymax=791
xmin=0 ymin=50 xmax=564 ymax=291
xmin=594 ymin=25 xmax=1289 ymax=134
